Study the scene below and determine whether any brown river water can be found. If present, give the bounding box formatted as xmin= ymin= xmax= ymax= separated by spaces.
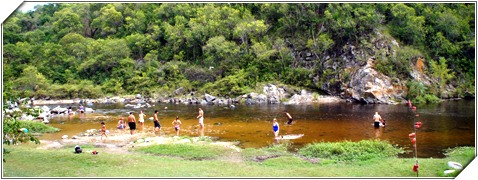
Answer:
xmin=40 ymin=99 xmax=475 ymax=158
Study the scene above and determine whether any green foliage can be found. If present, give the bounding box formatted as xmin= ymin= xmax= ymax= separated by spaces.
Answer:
xmin=429 ymin=57 xmax=455 ymax=92
xmin=14 ymin=120 xmax=60 ymax=134
xmin=13 ymin=65 xmax=50 ymax=98
xmin=199 ymin=70 xmax=253 ymax=97
xmin=298 ymin=140 xmax=404 ymax=162
xmin=406 ymin=80 xmax=441 ymax=104
xmin=3 ymin=3 xmax=474 ymax=99
xmin=389 ymin=4 xmax=426 ymax=45
xmin=282 ymin=68 xmax=315 ymax=89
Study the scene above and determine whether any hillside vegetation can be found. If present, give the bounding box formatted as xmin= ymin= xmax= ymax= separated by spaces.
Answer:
xmin=3 ymin=3 xmax=475 ymax=103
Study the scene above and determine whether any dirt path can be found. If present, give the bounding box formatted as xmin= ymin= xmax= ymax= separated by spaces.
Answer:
xmin=37 ymin=130 xmax=243 ymax=158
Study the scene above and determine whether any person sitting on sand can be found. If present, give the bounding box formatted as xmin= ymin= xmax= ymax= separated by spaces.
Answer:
xmin=117 ymin=117 xmax=126 ymax=129
xmin=172 ymin=116 xmax=182 ymax=136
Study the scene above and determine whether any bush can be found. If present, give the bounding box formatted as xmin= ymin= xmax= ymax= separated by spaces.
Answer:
xmin=16 ymin=120 xmax=60 ymax=133
xmin=298 ymin=140 xmax=404 ymax=162
xmin=282 ymin=68 xmax=315 ymax=89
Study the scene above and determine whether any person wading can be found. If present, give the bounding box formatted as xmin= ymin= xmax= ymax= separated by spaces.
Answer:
xmin=128 ymin=112 xmax=137 ymax=135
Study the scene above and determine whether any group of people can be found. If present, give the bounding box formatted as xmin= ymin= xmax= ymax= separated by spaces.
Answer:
xmin=271 ymin=110 xmax=386 ymax=139
xmin=272 ymin=111 xmax=293 ymax=138
xmin=111 ymin=107 xmax=206 ymax=138
xmin=98 ymin=106 xmax=385 ymax=141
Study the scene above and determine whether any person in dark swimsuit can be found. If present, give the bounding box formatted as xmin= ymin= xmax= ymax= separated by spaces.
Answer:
xmin=128 ymin=112 xmax=136 ymax=135
xmin=153 ymin=110 xmax=161 ymax=132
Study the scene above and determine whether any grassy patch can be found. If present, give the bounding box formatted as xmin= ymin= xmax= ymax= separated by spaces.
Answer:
xmin=17 ymin=120 xmax=60 ymax=133
xmin=298 ymin=140 xmax=404 ymax=162
xmin=2 ymin=142 xmax=474 ymax=177
xmin=134 ymin=143 xmax=234 ymax=160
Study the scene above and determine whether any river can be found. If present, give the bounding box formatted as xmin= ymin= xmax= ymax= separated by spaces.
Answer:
xmin=40 ymin=99 xmax=475 ymax=158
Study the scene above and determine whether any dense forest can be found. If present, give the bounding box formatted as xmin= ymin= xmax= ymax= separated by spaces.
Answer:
xmin=2 ymin=3 xmax=475 ymax=103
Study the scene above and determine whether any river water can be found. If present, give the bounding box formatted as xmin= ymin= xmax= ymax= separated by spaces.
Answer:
xmin=40 ymin=99 xmax=475 ymax=158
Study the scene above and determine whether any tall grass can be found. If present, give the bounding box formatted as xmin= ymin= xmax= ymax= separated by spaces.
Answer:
xmin=298 ymin=140 xmax=404 ymax=162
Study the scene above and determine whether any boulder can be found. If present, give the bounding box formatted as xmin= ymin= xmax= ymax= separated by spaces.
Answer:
xmin=245 ymin=98 xmax=255 ymax=105
xmin=345 ymin=58 xmax=404 ymax=104
xmin=255 ymin=94 xmax=268 ymax=104
xmin=204 ymin=94 xmax=216 ymax=103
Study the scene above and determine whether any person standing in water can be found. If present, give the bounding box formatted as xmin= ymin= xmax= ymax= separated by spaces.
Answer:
xmin=138 ymin=110 xmax=146 ymax=129
xmin=284 ymin=111 xmax=293 ymax=125
xmin=172 ymin=116 xmax=182 ymax=136
xmin=272 ymin=118 xmax=280 ymax=138
xmin=153 ymin=110 xmax=161 ymax=132
xmin=373 ymin=112 xmax=383 ymax=128
xmin=197 ymin=108 xmax=204 ymax=128
xmin=100 ymin=122 xmax=107 ymax=140
xmin=128 ymin=112 xmax=137 ymax=135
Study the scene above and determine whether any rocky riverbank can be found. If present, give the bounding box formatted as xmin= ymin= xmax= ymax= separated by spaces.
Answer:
xmin=29 ymin=84 xmax=346 ymax=107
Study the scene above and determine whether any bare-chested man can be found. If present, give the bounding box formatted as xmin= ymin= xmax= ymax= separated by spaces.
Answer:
xmin=128 ymin=112 xmax=136 ymax=135
xmin=153 ymin=110 xmax=161 ymax=132
xmin=373 ymin=112 xmax=383 ymax=128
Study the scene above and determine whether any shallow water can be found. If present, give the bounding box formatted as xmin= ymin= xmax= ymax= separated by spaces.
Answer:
xmin=40 ymin=99 xmax=475 ymax=158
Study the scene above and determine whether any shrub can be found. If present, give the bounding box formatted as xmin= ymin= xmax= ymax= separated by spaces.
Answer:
xmin=298 ymin=140 xmax=404 ymax=162
xmin=15 ymin=120 xmax=60 ymax=133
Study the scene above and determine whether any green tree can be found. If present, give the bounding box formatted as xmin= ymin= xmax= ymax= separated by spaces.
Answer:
xmin=429 ymin=57 xmax=455 ymax=92
xmin=202 ymin=36 xmax=240 ymax=68
xmin=13 ymin=66 xmax=50 ymax=98
xmin=91 ymin=4 xmax=124 ymax=37
xmin=389 ymin=3 xmax=426 ymax=45
xmin=77 ymin=38 xmax=131 ymax=83
xmin=51 ymin=7 xmax=84 ymax=39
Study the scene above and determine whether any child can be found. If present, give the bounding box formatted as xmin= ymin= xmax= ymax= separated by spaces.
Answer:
xmin=100 ymin=122 xmax=107 ymax=140
xmin=138 ymin=110 xmax=146 ymax=129
xmin=272 ymin=118 xmax=280 ymax=138
xmin=117 ymin=117 xmax=126 ymax=129
xmin=172 ymin=116 xmax=182 ymax=136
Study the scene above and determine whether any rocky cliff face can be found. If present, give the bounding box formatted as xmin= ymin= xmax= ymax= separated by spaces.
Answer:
xmin=290 ymin=31 xmax=441 ymax=104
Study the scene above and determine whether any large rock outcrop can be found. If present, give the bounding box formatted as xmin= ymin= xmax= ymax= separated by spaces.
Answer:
xmin=344 ymin=58 xmax=405 ymax=104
